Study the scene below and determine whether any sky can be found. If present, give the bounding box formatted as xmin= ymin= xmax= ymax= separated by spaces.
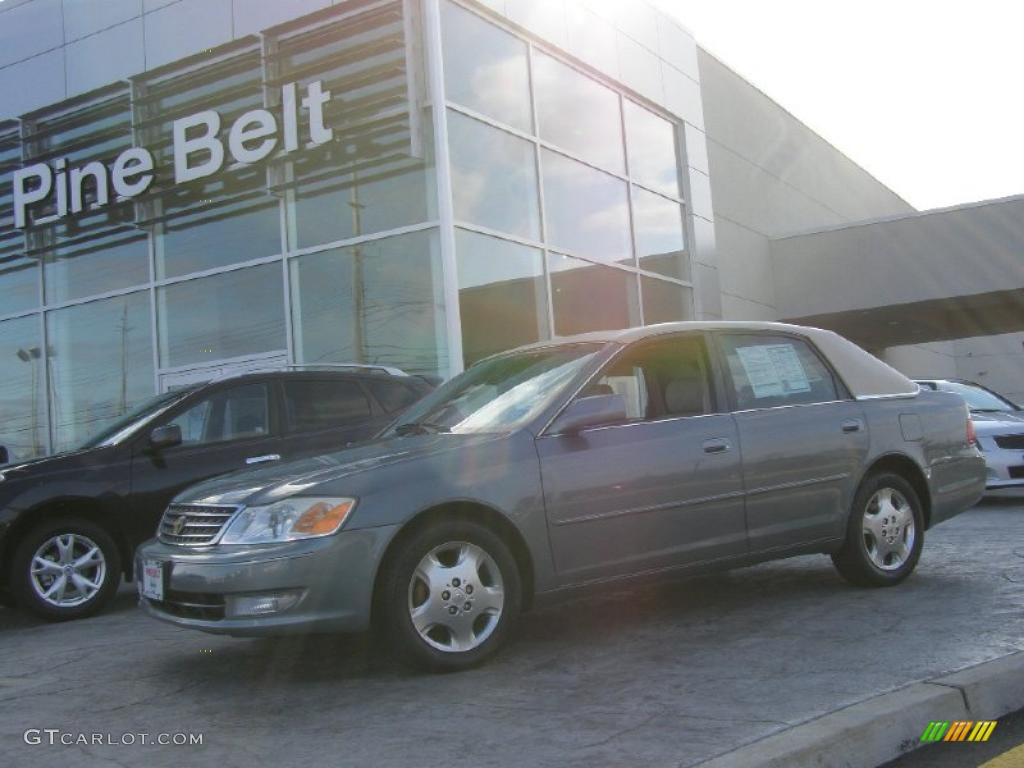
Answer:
xmin=651 ymin=0 xmax=1024 ymax=211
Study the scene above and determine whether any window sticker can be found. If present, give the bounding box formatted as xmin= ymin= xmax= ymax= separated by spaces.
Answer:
xmin=735 ymin=343 xmax=811 ymax=399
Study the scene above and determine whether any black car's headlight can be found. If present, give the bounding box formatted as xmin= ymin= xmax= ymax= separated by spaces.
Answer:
xmin=219 ymin=497 xmax=356 ymax=545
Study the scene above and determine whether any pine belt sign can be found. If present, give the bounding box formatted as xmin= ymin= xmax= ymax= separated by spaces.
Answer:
xmin=10 ymin=80 xmax=333 ymax=230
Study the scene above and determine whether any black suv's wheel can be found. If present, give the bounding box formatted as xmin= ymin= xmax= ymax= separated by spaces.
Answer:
xmin=10 ymin=518 xmax=121 ymax=621
xmin=377 ymin=519 xmax=521 ymax=671
xmin=832 ymin=472 xmax=925 ymax=587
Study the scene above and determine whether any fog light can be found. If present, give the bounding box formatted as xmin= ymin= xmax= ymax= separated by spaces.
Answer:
xmin=227 ymin=590 xmax=303 ymax=618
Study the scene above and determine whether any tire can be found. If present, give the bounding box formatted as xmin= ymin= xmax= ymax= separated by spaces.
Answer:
xmin=832 ymin=472 xmax=924 ymax=587
xmin=10 ymin=518 xmax=122 ymax=621
xmin=377 ymin=518 xmax=521 ymax=671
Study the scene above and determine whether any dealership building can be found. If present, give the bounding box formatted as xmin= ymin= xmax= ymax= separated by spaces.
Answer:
xmin=0 ymin=0 xmax=1021 ymax=462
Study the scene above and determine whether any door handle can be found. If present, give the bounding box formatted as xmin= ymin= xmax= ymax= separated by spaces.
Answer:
xmin=702 ymin=438 xmax=730 ymax=454
xmin=246 ymin=454 xmax=281 ymax=465
xmin=841 ymin=420 xmax=863 ymax=433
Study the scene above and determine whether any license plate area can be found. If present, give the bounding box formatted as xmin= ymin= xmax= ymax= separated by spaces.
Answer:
xmin=141 ymin=559 xmax=165 ymax=601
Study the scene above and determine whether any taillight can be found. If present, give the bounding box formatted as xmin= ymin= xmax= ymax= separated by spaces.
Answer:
xmin=967 ymin=416 xmax=977 ymax=446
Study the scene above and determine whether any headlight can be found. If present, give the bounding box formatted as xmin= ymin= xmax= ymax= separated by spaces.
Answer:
xmin=220 ymin=497 xmax=356 ymax=545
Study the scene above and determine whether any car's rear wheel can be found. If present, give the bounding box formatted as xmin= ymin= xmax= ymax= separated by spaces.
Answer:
xmin=377 ymin=518 xmax=521 ymax=671
xmin=832 ymin=472 xmax=924 ymax=587
xmin=10 ymin=518 xmax=121 ymax=621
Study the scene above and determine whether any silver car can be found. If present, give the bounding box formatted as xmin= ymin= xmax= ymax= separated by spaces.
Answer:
xmin=137 ymin=322 xmax=985 ymax=670
xmin=916 ymin=379 xmax=1024 ymax=492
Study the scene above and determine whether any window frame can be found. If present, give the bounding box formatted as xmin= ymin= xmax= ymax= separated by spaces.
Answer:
xmin=145 ymin=379 xmax=280 ymax=451
xmin=546 ymin=331 xmax=726 ymax=434
xmin=709 ymin=330 xmax=852 ymax=413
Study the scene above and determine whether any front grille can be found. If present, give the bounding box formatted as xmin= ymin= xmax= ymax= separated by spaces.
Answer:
xmin=158 ymin=504 xmax=238 ymax=546
xmin=994 ymin=434 xmax=1024 ymax=450
xmin=1009 ymin=466 xmax=1024 ymax=480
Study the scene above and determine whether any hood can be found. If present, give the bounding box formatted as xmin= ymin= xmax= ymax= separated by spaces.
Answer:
xmin=0 ymin=445 xmax=117 ymax=482
xmin=176 ymin=432 xmax=505 ymax=507
xmin=971 ymin=410 xmax=1024 ymax=435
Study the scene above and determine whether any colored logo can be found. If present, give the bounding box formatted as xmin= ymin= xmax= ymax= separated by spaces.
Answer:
xmin=921 ymin=721 xmax=997 ymax=742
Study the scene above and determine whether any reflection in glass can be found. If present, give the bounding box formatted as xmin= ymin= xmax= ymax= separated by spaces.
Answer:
xmin=455 ymin=229 xmax=548 ymax=366
xmin=541 ymin=150 xmax=632 ymax=265
xmin=0 ymin=247 xmax=40 ymax=315
xmin=642 ymin=276 xmax=693 ymax=325
xmin=295 ymin=156 xmax=435 ymax=250
xmin=47 ymin=292 xmax=154 ymax=452
xmin=624 ymin=100 xmax=681 ymax=198
xmin=441 ymin=1 xmax=532 ymax=132
xmin=549 ymin=253 xmax=640 ymax=336
xmin=158 ymin=197 xmax=282 ymax=279
xmin=290 ymin=229 xmax=448 ymax=377
xmin=43 ymin=226 xmax=149 ymax=304
xmin=0 ymin=316 xmax=47 ymax=462
xmin=632 ymin=186 xmax=689 ymax=280
xmin=449 ymin=111 xmax=540 ymax=240
xmin=390 ymin=343 xmax=602 ymax=435
xmin=533 ymin=51 xmax=624 ymax=173
xmin=158 ymin=263 xmax=286 ymax=368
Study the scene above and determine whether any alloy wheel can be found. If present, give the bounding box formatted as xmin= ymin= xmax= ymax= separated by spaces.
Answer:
xmin=29 ymin=533 xmax=107 ymax=608
xmin=407 ymin=541 xmax=505 ymax=653
xmin=862 ymin=487 xmax=916 ymax=571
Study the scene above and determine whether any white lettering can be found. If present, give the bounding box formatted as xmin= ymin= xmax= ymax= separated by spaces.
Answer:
xmin=228 ymin=109 xmax=278 ymax=164
xmin=112 ymin=148 xmax=154 ymax=198
xmin=173 ymin=110 xmax=224 ymax=183
xmin=282 ymin=82 xmax=299 ymax=153
xmin=302 ymin=81 xmax=333 ymax=145
xmin=69 ymin=161 xmax=109 ymax=213
xmin=13 ymin=164 xmax=52 ymax=228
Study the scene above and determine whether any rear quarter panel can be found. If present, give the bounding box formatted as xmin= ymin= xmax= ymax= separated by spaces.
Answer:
xmin=859 ymin=391 xmax=985 ymax=527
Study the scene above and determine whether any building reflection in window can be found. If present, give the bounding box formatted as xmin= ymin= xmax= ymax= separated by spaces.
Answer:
xmin=290 ymin=229 xmax=448 ymax=377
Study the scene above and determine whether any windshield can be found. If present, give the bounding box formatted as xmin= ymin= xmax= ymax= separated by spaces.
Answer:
xmin=389 ymin=343 xmax=604 ymax=435
xmin=935 ymin=381 xmax=1019 ymax=413
xmin=77 ymin=389 xmax=193 ymax=450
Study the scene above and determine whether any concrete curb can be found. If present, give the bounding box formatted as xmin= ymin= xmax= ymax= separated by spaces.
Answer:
xmin=694 ymin=651 xmax=1024 ymax=768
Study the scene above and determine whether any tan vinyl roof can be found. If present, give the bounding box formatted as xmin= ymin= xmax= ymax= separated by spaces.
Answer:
xmin=518 ymin=321 xmax=919 ymax=400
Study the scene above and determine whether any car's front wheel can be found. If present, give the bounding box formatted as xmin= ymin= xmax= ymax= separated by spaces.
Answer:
xmin=10 ymin=518 xmax=122 ymax=621
xmin=377 ymin=518 xmax=521 ymax=671
xmin=832 ymin=472 xmax=924 ymax=587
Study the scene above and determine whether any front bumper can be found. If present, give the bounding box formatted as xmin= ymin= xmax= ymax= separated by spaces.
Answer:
xmin=135 ymin=525 xmax=398 ymax=636
xmin=978 ymin=439 xmax=1024 ymax=490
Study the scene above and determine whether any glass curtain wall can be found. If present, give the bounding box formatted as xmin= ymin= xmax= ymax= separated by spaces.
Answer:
xmin=439 ymin=0 xmax=693 ymax=367
xmin=0 ymin=0 xmax=438 ymax=460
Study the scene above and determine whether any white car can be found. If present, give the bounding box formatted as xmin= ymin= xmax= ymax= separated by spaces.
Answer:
xmin=916 ymin=379 xmax=1024 ymax=491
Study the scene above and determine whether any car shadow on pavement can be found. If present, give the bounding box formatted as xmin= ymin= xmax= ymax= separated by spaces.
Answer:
xmin=146 ymin=557 xmax=860 ymax=686
xmin=0 ymin=584 xmax=140 ymax=632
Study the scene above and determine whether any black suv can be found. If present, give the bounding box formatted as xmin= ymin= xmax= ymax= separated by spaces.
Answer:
xmin=0 ymin=366 xmax=432 ymax=621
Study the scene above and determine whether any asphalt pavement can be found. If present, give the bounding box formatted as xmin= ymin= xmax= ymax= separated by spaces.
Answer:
xmin=1 ymin=497 xmax=1022 ymax=768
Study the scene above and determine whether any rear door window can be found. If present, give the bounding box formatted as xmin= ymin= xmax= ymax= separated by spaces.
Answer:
xmin=282 ymin=379 xmax=372 ymax=432
xmin=719 ymin=334 xmax=839 ymax=409
xmin=368 ymin=380 xmax=420 ymax=413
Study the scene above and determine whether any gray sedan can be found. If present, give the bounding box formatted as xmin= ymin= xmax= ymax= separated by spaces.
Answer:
xmin=137 ymin=322 xmax=985 ymax=670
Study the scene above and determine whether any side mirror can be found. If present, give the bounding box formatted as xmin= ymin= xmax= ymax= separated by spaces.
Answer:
xmin=0 ymin=445 xmax=8 ymax=465
xmin=149 ymin=424 xmax=182 ymax=450
xmin=549 ymin=394 xmax=628 ymax=435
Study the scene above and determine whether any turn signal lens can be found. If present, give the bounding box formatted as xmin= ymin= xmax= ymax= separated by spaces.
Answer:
xmin=967 ymin=417 xmax=977 ymax=446
xmin=293 ymin=500 xmax=354 ymax=535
